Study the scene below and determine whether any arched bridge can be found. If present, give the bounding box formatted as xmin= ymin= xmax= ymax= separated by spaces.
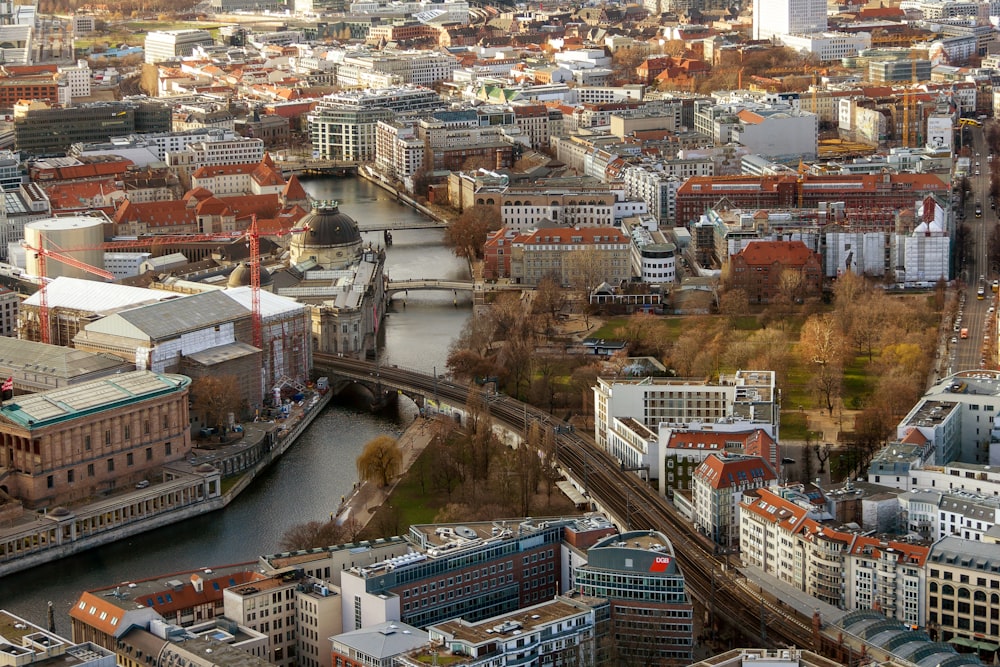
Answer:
xmin=385 ymin=279 xmax=475 ymax=299
xmin=384 ymin=279 xmax=525 ymax=299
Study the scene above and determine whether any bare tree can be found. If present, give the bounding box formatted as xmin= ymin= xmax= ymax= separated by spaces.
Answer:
xmin=444 ymin=205 xmax=501 ymax=259
xmin=799 ymin=314 xmax=847 ymax=415
xmin=279 ymin=519 xmax=347 ymax=551
xmin=814 ymin=442 xmax=831 ymax=473
xmin=190 ymin=375 xmax=243 ymax=433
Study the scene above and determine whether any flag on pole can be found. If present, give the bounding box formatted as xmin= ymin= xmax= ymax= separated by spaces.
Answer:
xmin=1 ymin=377 xmax=12 ymax=401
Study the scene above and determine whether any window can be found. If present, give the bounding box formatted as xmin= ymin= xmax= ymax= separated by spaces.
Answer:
xmin=47 ymin=475 xmax=53 ymax=488
xmin=105 ymin=430 xmax=111 ymax=445
xmin=124 ymin=424 xmax=130 ymax=440
xmin=165 ymin=442 xmax=171 ymax=456
xmin=67 ymin=469 xmax=74 ymax=483
xmin=84 ymin=435 xmax=91 ymax=450
xmin=146 ymin=447 xmax=153 ymax=461
xmin=87 ymin=463 xmax=94 ymax=477
xmin=107 ymin=458 xmax=115 ymax=472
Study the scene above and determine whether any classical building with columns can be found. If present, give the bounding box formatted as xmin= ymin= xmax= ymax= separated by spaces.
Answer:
xmin=0 ymin=370 xmax=192 ymax=508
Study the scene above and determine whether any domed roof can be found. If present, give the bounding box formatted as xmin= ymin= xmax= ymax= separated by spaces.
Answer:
xmin=227 ymin=262 xmax=273 ymax=288
xmin=294 ymin=200 xmax=361 ymax=248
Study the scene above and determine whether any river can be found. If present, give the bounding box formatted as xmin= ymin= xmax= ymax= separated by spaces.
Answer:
xmin=0 ymin=176 xmax=470 ymax=631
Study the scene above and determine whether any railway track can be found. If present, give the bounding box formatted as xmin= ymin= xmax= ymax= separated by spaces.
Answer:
xmin=315 ymin=355 xmax=818 ymax=648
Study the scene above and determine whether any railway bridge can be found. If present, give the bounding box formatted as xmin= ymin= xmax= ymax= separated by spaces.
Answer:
xmin=313 ymin=356 xmax=894 ymax=659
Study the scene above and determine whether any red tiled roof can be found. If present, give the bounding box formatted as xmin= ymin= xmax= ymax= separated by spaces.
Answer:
xmin=70 ymin=591 xmax=127 ymax=636
xmin=736 ymin=240 xmax=816 ymax=266
xmin=694 ymin=453 xmax=776 ymax=489
xmin=282 ymin=174 xmax=308 ymax=201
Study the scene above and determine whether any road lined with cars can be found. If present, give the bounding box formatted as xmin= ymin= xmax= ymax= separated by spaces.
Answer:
xmin=949 ymin=126 xmax=996 ymax=374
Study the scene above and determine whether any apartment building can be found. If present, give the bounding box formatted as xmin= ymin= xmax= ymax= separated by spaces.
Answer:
xmin=374 ymin=120 xmax=426 ymax=186
xmin=574 ymin=530 xmax=694 ymax=665
xmin=659 ymin=424 xmax=778 ymax=498
xmin=309 ymin=103 xmax=394 ymax=162
xmin=223 ymin=570 xmax=342 ymax=667
xmin=692 ymin=453 xmax=777 ymax=548
xmin=740 ymin=486 xmax=928 ymax=623
xmin=925 ymin=536 xmax=1000 ymax=645
xmin=899 ymin=489 xmax=1000 ymax=541
xmin=331 ymin=622 xmax=428 ymax=667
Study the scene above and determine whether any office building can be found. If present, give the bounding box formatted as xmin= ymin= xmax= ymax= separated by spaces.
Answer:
xmin=332 ymin=622 xmax=428 ymax=667
xmin=13 ymin=101 xmax=135 ymax=155
xmin=144 ymin=30 xmax=215 ymax=64
xmin=397 ymin=595 xmax=609 ymax=667
xmin=752 ymin=0 xmax=827 ymax=40
xmin=574 ymin=530 xmax=694 ymax=665
xmin=925 ymin=536 xmax=1000 ymax=645
xmin=340 ymin=516 xmax=616 ymax=631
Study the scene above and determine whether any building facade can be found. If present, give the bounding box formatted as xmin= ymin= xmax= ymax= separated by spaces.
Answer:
xmin=0 ymin=371 xmax=192 ymax=508
xmin=574 ymin=530 xmax=694 ymax=665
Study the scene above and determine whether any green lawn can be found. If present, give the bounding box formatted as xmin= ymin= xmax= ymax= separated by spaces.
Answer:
xmin=781 ymin=411 xmax=810 ymax=440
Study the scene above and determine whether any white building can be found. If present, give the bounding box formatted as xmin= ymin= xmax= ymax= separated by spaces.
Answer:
xmin=58 ymin=60 xmax=92 ymax=99
xmin=752 ymin=0 xmax=828 ymax=40
xmin=166 ymin=138 xmax=265 ymax=173
xmin=779 ymin=31 xmax=872 ymax=60
xmin=593 ymin=371 xmax=780 ymax=450
xmin=692 ymin=453 xmax=776 ymax=548
xmin=374 ymin=120 xmax=426 ymax=189
xmin=144 ymin=29 xmax=215 ymax=64
xmin=731 ymin=106 xmax=819 ymax=162
xmin=104 ymin=252 xmax=152 ymax=279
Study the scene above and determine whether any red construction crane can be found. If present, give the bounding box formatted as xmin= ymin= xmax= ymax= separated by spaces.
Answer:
xmin=22 ymin=237 xmax=115 ymax=345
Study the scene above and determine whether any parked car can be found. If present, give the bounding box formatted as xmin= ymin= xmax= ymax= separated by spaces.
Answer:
xmin=135 ymin=480 xmax=150 ymax=489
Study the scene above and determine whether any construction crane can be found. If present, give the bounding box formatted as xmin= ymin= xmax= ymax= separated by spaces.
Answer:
xmin=21 ymin=237 xmax=115 ymax=345
xmin=248 ymin=215 xmax=262 ymax=350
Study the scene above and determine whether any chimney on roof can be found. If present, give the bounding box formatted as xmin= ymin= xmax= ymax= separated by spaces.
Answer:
xmin=191 ymin=574 xmax=204 ymax=593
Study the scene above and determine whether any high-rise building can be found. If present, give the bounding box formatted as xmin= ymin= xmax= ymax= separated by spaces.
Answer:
xmin=752 ymin=0 xmax=827 ymax=40
xmin=573 ymin=530 xmax=694 ymax=665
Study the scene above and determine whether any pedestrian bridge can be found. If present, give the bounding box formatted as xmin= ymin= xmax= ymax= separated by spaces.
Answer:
xmin=385 ymin=279 xmax=524 ymax=299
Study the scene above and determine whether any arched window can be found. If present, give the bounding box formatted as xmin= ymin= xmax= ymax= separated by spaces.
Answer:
xmin=942 ymin=584 xmax=955 ymax=596
xmin=974 ymin=591 xmax=987 ymax=602
xmin=958 ymin=587 xmax=970 ymax=599
xmin=486 ymin=198 xmax=494 ymax=205
xmin=476 ymin=198 xmax=485 ymax=205
xmin=551 ymin=201 xmax=559 ymax=207
xmin=930 ymin=582 xmax=938 ymax=593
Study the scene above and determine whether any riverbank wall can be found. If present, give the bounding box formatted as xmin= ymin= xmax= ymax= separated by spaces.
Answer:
xmin=358 ymin=166 xmax=449 ymax=224
xmin=0 ymin=392 xmax=333 ymax=579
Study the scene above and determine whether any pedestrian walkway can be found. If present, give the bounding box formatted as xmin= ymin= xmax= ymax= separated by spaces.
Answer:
xmin=739 ymin=563 xmax=847 ymax=626
xmin=335 ymin=417 xmax=436 ymax=530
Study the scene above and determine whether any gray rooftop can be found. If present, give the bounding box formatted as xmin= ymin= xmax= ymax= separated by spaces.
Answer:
xmin=0 ymin=337 xmax=130 ymax=379
xmin=97 ymin=291 xmax=250 ymax=341
xmin=928 ymin=535 xmax=1000 ymax=572
xmin=331 ymin=622 xmax=427 ymax=660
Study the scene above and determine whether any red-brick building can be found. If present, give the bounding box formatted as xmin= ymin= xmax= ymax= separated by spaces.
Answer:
xmin=675 ymin=173 xmax=949 ymax=226
xmin=728 ymin=240 xmax=822 ymax=304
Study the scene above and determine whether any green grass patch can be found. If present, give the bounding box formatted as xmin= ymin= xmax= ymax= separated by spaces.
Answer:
xmin=842 ymin=354 xmax=874 ymax=409
xmin=220 ymin=474 xmax=244 ymax=495
xmin=781 ymin=411 xmax=810 ymax=439
xmin=381 ymin=462 xmax=441 ymax=528
xmin=589 ymin=317 xmax=629 ymax=339
xmin=731 ymin=315 xmax=760 ymax=330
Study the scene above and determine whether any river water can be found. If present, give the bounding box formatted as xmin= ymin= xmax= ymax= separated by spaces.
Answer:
xmin=0 ymin=177 xmax=470 ymax=631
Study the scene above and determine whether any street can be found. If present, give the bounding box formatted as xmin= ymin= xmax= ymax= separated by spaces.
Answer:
xmin=949 ymin=125 xmax=996 ymax=374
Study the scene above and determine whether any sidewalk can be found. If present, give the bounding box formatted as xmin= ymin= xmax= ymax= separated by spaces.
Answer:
xmin=335 ymin=417 xmax=436 ymax=530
